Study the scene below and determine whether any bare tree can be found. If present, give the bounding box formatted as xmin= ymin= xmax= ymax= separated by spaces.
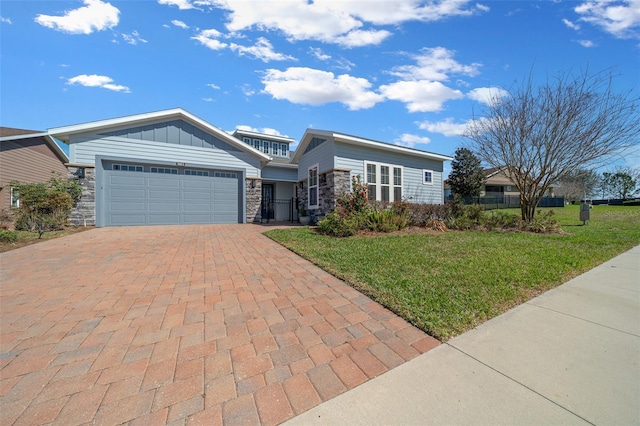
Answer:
xmin=554 ymin=168 xmax=600 ymax=202
xmin=466 ymin=69 xmax=640 ymax=222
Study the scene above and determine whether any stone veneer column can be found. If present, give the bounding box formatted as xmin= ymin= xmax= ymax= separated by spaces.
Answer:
xmin=246 ymin=178 xmax=262 ymax=223
xmin=300 ymin=168 xmax=351 ymax=218
xmin=67 ymin=165 xmax=96 ymax=226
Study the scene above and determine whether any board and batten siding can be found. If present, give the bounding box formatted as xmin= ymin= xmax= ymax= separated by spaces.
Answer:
xmin=0 ymin=137 xmax=68 ymax=210
xmin=70 ymin=134 xmax=262 ymax=178
xmin=335 ymin=142 xmax=445 ymax=204
xmin=296 ymin=137 xmax=335 ymax=181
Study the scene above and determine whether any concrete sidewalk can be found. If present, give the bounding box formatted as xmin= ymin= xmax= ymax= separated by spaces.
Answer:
xmin=286 ymin=245 xmax=640 ymax=425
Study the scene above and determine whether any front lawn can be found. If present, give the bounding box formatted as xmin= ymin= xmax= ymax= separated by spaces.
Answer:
xmin=265 ymin=205 xmax=640 ymax=341
xmin=0 ymin=226 xmax=94 ymax=253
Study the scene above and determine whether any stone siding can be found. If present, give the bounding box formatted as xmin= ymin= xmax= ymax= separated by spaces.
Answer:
xmin=298 ymin=169 xmax=351 ymax=219
xmin=67 ymin=166 xmax=96 ymax=226
xmin=246 ymin=178 xmax=262 ymax=223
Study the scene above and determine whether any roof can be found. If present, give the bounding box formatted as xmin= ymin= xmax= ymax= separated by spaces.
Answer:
xmin=0 ymin=128 xmax=69 ymax=163
xmin=232 ymin=129 xmax=295 ymax=144
xmin=291 ymin=129 xmax=453 ymax=164
xmin=47 ymin=108 xmax=272 ymax=162
xmin=0 ymin=127 xmax=43 ymax=137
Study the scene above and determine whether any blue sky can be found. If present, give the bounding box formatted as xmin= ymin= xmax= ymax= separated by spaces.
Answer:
xmin=1 ymin=0 xmax=639 ymax=173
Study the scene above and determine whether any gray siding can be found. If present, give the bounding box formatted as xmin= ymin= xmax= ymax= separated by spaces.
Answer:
xmin=297 ymin=138 xmax=336 ymax=181
xmin=261 ymin=166 xmax=297 ymax=181
xmin=100 ymin=120 xmax=239 ymax=151
xmin=70 ymin=134 xmax=261 ymax=178
xmin=335 ymin=142 xmax=445 ymax=204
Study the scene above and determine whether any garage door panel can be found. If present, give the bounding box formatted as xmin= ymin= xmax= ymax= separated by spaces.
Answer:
xmin=109 ymin=189 xmax=146 ymax=199
xmin=110 ymin=201 xmax=146 ymax=211
xmin=183 ymin=191 xmax=212 ymax=201
xmin=149 ymin=177 xmax=180 ymax=188
xmin=149 ymin=190 xmax=181 ymax=200
xmin=148 ymin=202 xmax=181 ymax=212
xmin=103 ymin=165 xmax=239 ymax=226
xmin=110 ymin=175 xmax=145 ymax=185
xmin=110 ymin=214 xmax=148 ymax=225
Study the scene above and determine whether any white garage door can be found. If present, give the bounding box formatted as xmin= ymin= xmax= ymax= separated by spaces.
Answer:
xmin=103 ymin=163 xmax=240 ymax=226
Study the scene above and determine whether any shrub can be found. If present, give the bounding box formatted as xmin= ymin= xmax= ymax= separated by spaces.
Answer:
xmin=0 ymin=209 xmax=14 ymax=230
xmin=0 ymin=229 xmax=18 ymax=243
xmin=425 ymin=219 xmax=448 ymax=232
xmin=317 ymin=211 xmax=359 ymax=237
xmin=405 ymin=203 xmax=453 ymax=226
xmin=365 ymin=207 xmax=409 ymax=233
xmin=523 ymin=210 xmax=561 ymax=233
xmin=11 ymin=177 xmax=81 ymax=232
xmin=484 ymin=211 xmax=521 ymax=230
xmin=337 ymin=175 xmax=370 ymax=215
xmin=623 ymin=199 xmax=640 ymax=206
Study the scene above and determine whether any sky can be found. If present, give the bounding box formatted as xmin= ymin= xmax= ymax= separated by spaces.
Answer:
xmin=1 ymin=0 xmax=639 ymax=175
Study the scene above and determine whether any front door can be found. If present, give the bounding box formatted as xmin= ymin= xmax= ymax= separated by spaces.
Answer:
xmin=261 ymin=184 xmax=274 ymax=221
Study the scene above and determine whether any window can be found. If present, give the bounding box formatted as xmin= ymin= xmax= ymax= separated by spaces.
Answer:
xmin=365 ymin=162 xmax=403 ymax=202
xmin=423 ymin=169 xmax=433 ymax=185
xmin=366 ymin=163 xmax=377 ymax=200
xmin=281 ymin=143 xmax=289 ymax=158
xmin=506 ymin=185 xmax=512 ymax=192
xmin=150 ymin=167 xmax=178 ymax=174
xmin=271 ymin=142 xmax=279 ymax=156
xmin=253 ymin=139 xmax=261 ymax=150
xmin=380 ymin=165 xmax=390 ymax=202
xmin=113 ymin=164 xmax=143 ymax=172
xmin=243 ymin=137 xmax=252 ymax=145
xmin=214 ymin=172 xmax=237 ymax=178
xmin=308 ymin=164 xmax=318 ymax=208
xmin=10 ymin=187 xmax=19 ymax=208
xmin=185 ymin=170 xmax=209 ymax=176
xmin=393 ymin=167 xmax=402 ymax=201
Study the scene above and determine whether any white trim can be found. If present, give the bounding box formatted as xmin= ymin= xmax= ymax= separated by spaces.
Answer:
xmin=47 ymin=108 xmax=272 ymax=162
xmin=308 ymin=163 xmax=319 ymax=209
xmin=422 ymin=169 xmax=434 ymax=185
xmin=364 ymin=161 xmax=403 ymax=202
xmin=292 ymin=129 xmax=453 ymax=164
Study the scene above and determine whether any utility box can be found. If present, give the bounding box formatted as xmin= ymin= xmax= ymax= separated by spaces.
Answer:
xmin=580 ymin=202 xmax=591 ymax=225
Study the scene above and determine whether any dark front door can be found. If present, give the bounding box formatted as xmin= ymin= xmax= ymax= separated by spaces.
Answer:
xmin=261 ymin=184 xmax=274 ymax=221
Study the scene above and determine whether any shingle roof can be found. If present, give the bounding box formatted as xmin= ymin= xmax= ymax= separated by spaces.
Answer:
xmin=0 ymin=127 xmax=43 ymax=137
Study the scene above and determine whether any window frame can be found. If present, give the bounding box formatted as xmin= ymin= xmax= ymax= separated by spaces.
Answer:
xmin=308 ymin=164 xmax=319 ymax=209
xmin=262 ymin=140 xmax=270 ymax=154
xmin=10 ymin=187 xmax=20 ymax=208
xmin=113 ymin=164 xmax=143 ymax=172
xmin=364 ymin=161 xmax=403 ymax=203
xmin=422 ymin=169 xmax=434 ymax=185
xmin=271 ymin=141 xmax=279 ymax=156
xmin=281 ymin=143 xmax=289 ymax=158
xmin=253 ymin=138 xmax=261 ymax=150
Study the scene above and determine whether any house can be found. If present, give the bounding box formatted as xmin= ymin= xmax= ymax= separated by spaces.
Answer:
xmin=46 ymin=108 xmax=451 ymax=227
xmin=445 ymin=167 xmax=554 ymax=200
xmin=0 ymin=127 xmax=69 ymax=212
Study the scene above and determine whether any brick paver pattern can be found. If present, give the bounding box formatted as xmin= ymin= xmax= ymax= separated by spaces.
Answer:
xmin=0 ymin=225 xmax=439 ymax=425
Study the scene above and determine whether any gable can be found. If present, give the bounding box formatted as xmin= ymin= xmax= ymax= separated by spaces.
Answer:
xmin=99 ymin=119 xmax=239 ymax=152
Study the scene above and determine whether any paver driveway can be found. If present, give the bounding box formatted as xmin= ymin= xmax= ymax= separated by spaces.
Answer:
xmin=0 ymin=224 xmax=439 ymax=425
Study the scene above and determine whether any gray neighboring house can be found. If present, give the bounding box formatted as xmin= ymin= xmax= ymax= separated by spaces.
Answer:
xmin=47 ymin=108 xmax=452 ymax=227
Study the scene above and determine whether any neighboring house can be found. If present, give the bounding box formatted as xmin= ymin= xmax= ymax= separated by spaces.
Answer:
xmin=445 ymin=167 xmax=554 ymax=199
xmin=482 ymin=167 xmax=554 ymax=198
xmin=45 ymin=108 xmax=451 ymax=227
xmin=0 ymin=127 xmax=69 ymax=212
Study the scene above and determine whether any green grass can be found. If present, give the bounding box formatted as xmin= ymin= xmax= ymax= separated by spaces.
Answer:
xmin=265 ymin=205 xmax=640 ymax=341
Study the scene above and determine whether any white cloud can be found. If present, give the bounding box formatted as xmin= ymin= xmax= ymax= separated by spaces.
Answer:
xmin=122 ymin=30 xmax=147 ymax=45
xmin=262 ymin=67 xmax=383 ymax=110
xmin=334 ymin=29 xmax=392 ymax=47
xmin=209 ymin=0 xmax=485 ymax=46
xmin=235 ymin=125 xmax=289 ymax=137
xmin=574 ymin=0 xmax=640 ymax=39
xmin=229 ymin=37 xmax=295 ymax=62
xmin=578 ymin=39 xmax=596 ymax=47
xmin=172 ymin=20 xmax=189 ymax=29
xmin=207 ymin=83 xmax=220 ymax=89
xmin=67 ymin=74 xmax=130 ymax=92
xmin=1 ymin=16 xmax=12 ymax=24
xmin=35 ymin=0 xmax=119 ymax=34
xmin=309 ymin=47 xmax=331 ymax=61
xmin=379 ymin=80 xmax=463 ymax=112
xmin=158 ymin=0 xmax=196 ymax=10
xmin=388 ymin=47 xmax=481 ymax=81
xmin=563 ymin=18 xmax=581 ymax=30
xmin=192 ymin=29 xmax=228 ymax=50
xmin=241 ymin=84 xmax=255 ymax=96
xmin=394 ymin=133 xmax=431 ymax=148
xmin=418 ymin=118 xmax=471 ymax=137
xmin=203 ymin=97 xmax=214 ymax=102
xmin=467 ymin=86 xmax=509 ymax=105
